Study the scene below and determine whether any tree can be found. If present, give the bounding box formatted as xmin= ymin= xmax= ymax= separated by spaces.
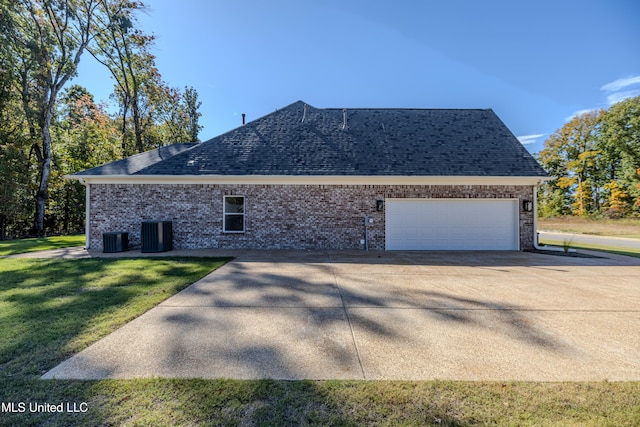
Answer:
xmin=602 ymin=179 xmax=632 ymax=218
xmin=1 ymin=1 xmax=198 ymax=238
xmin=89 ymin=0 xmax=160 ymax=156
xmin=10 ymin=0 xmax=103 ymax=236
xmin=183 ymin=86 xmax=202 ymax=142
xmin=48 ymin=85 xmax=120 ymax=234
xmin=599 ymin=96 xmax=640 ymax=208
xmin=0 ymin=81 xmax=30 ymax=239
xmin=154 ymin=85 xmax=203 ymax=144
xmin=89 ymin=3 xmax=203 ymax=154
xmin=537 ymin=110 xmax=604 ymax=216
xmin=1 ymin=0 xmax=36 ymax=239
xmin=538 ymin=96 xmax=640 ymax=218
xmin=0 ymin=87 xmax=32 ymax=239
xmin=55 ymin=85 xmax=120 ymax=169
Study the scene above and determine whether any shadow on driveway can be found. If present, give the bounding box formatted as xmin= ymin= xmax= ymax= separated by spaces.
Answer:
xmin=42 ymin=250 xmax=640 ymax=381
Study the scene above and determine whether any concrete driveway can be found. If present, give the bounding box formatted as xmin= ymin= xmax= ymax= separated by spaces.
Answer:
xmin=43 ymin=250 xmax=640 ymax=381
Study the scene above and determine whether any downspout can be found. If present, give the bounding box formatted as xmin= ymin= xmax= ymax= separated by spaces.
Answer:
xmin=533 ymin=181 xmax=544 ymax=250
xmin=79 ymin=178 xmax=90 ymax=250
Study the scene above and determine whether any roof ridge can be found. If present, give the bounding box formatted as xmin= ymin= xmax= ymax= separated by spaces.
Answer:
xmin=71 ymin=142 xmax=197 ymax=176
xmin=132 ymin=142 xmax=201 ymax=175
xmin=322 ymin=107 xmax=492 ymax=111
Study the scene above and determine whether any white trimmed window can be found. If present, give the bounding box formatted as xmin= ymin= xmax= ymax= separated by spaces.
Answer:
xmin=223 ymin=196 xmax=245 ymax=233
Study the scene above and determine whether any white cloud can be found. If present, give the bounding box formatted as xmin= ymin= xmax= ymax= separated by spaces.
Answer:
xmin=600 ymin=75 xmax=640 ymax=106
xmin=565 ymin=108 xmax=599 ymax=122
xmin=517 ymin=134 xmax=545 ymax=145
xmin=606 ymin=89 xmax=640 ymax=106
xmin=601 ymin=75 xmax=640 ymax=92
xmin=560 ymin=75 xmax=640 ymax=125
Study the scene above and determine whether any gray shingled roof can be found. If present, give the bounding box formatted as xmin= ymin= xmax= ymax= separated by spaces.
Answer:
xmin=74 ymin=101 xmax=547 ymax=177
xmin=73 ymin=143 xmax=198 ymax=176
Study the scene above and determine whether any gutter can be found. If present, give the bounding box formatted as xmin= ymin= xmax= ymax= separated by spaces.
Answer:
xmin=62 ymin=174 xmax=549 ymax=186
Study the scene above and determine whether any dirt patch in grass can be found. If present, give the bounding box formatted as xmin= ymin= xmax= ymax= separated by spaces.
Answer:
xmin=538 ymin=216 xmax=640 ymax=238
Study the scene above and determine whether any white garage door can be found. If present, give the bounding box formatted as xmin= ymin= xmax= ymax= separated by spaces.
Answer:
xmin=385 ymin=199 xmax=518 ymax=250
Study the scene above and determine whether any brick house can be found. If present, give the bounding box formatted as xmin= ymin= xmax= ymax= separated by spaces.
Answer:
xmin=68 ymin=100 xmax=548 ymax=251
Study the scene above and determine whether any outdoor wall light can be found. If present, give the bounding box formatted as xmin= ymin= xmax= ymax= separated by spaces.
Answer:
xmin=376 ymin=200 xmax=385 ymax=211
xmin=523 ymin=200 xmax=533 ymax=212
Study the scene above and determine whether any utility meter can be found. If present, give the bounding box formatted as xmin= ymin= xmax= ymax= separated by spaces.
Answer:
xmin=364 ymin=216 xmax=374 ymax=226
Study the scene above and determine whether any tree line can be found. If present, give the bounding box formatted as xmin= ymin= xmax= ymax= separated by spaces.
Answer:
xmin=537 ymin=95 xmax=640 ymax=218
xmin=0 ymin=0 xmax=202 ymax=240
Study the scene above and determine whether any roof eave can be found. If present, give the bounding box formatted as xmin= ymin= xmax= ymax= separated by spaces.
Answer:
xmin=66 ymin=174 xmax=550 ymax=186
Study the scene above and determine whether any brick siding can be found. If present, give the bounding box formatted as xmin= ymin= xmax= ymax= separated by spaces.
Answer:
xmin=88 ymin=183 xmax=536 ymax=251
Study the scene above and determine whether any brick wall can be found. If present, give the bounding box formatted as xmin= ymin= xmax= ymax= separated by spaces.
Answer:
xmin=88 ymin=183 xmax=535 ymax=251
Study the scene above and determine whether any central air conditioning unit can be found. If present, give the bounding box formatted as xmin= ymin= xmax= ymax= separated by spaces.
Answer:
xmin=103 ymin=231 xmax=129 ymax=253
xmin=141 ymin=221 xmax=173 ymax=253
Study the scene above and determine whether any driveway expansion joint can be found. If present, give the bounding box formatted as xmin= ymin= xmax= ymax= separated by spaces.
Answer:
xmin=328 ymin=252 xmax=367 ymax=380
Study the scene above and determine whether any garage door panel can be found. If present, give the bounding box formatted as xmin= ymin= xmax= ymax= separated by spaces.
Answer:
xmin=386 ymin=199 xmax=518 ymax=251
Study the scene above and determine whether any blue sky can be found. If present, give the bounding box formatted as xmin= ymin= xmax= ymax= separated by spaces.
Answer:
xmin=74 ymin=0 xmax=640 ymax=154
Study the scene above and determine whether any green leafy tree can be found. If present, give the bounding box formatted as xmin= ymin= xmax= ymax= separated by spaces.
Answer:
xmin=89 ymin=3 xmax=203 ymax=154
xmin=48 ymin=85 xmax=120 ymax=234
xmin=154 ymin=85 xmax=203 ymax=144
xmin=10 ymin=0 xmax=104 ymax=236
xmin=599 ymin=96 xmax=640 ymax=209
xmin=0 ymin=92 xmax=33 ymax=239
xmin=89 ymin=0 xmax=165 ymax=155
xmin=538 ymin=110 xmax=604 ymax=216
xmin=56 ymin=85 xmax=121 ymax=169
xmin=1 ymin=0 xmax=198 ymax=238
xmin=1 ymin=0 xmax=36 ymax=239
xmin=183 ymin=86 xmax=202 ymax=142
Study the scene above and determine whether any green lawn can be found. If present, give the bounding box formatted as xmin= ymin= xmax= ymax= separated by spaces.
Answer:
xmin=539 ymin=238 xmax=640 ymax=258
xmin=0 ymin=235 xmax=85 ymax=256
xmin=1 ymin=257 xmax=640 ymax=426
xmin=538 ymin=216 xmax=640 ymax=239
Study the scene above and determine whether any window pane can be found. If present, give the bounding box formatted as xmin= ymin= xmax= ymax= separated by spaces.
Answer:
xmin=224 ymin=214 xmax=244 ymax=232
xmin=225 ymin=197 xmax=244 ymax=213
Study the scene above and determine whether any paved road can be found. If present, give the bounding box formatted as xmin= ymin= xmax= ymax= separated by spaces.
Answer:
xmin=42 ymin=249 xmax=640 ymax=381
xmin=539 ymin=231 xmax=640 ymax=250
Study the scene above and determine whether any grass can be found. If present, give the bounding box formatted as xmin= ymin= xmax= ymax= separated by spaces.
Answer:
xmin=539 ymin=238 xmax=640 ymax=258
xmin=0 ymin=257 xmax=230 ymax=377
xmin=0 ymin=235 xmax=85 ymax=256
xmin=538 ymin=216 xmax=640 ymax=239
xmin=538 ymin=215 xmax=640 ymax=257
xmin=1 ymin=256 xmax=640 ymax=426
xmin=2 ymin=378 xmax=640 ymax=426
